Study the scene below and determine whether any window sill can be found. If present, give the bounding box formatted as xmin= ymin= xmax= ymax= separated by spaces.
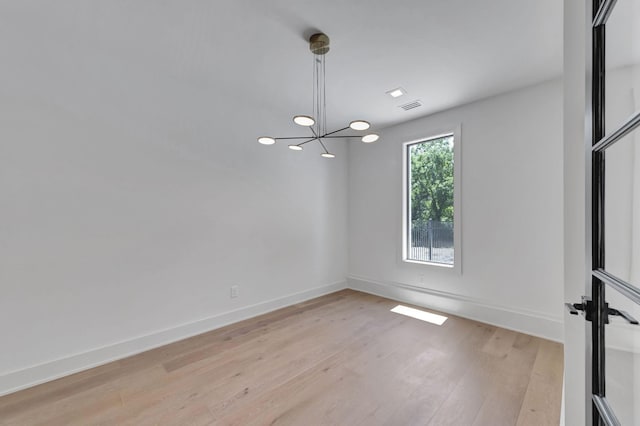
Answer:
xmin=402 ymin=258 xmax=454 ymax=268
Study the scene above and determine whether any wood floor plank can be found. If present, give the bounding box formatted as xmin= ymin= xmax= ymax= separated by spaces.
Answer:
xmin=472 ymin=334 xmax=541 ymax=426
xmin=159 ymin=291 xmax=354 ymax=373
xmin=88 ymin=294 xmax=382 ymax=424
xmin=0 ymin=361 xmax=125 ymax=418
xmin=515 ymin=339 xmax=564 ymax=426
xmin=0 ymin=290 xmax=564 ymax=426
xmin=378 ymin=321 xmax=497 ymax=426
xmin=482 ymin=327 xmax=519 ymax=358
xmin=210 ymin=315 xmax=410 ymax=424
xmin=118 ymin=314 xmax=379 ymax=422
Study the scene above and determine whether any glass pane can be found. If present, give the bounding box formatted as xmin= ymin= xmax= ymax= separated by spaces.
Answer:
xmin=604 ymin=129 xmax=640 ymax=288
xmin=605 ymin=0 xmax=640 ymax=135
xmin=605 ymin=290 xmax=640 ymax=425
xmin=406 ymin=135 xmax=454 ymax=265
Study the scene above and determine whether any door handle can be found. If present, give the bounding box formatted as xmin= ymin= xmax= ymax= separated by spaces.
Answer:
xmin=565 ymin=297 xmax=638 ymax=325
xmin=607 ymin=308 xmax=639 ymax=325
xmin=565 ymin=303 xmax=582 ymax=315
xmin=565 ymin=297 xmax=592 ymax=320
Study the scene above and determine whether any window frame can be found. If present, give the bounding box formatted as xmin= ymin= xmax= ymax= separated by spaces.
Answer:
xmin=401 ymin=125 xmax=462 ymax=273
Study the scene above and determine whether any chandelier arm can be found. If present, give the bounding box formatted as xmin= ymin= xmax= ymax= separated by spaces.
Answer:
xmin=322 ymin=135 xmax=367 ymax=139
xmin=298 ymin=137 xmax=318 ymax=146
xmin=320 ymin=126 xmax=350 ymax=137
xmin=318 ymin=139 xmax=330 ymax=154
xmin=274 ymin=136 xmax=318 ymax=140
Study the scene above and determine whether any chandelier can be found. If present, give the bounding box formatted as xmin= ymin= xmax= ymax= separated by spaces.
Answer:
xmin=257 ymin=33 xmax=379 ymax=158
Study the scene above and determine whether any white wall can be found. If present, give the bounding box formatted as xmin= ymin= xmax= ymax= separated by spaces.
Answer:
xmin=348 ymin=79 xmax=564 ymax=341
xmin=0 ymin=25 xmax=349 ymax=396
xmin=562 ymin=0 xmax=588 ymax=424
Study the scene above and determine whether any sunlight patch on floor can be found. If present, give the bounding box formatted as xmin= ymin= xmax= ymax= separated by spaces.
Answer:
xmin=390 ymin=305 xmax=448 ymax=325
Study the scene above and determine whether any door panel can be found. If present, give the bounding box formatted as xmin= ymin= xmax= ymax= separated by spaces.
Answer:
xmin=604 ymin=130 xmax=639 ymax=287
xmin=587 ymin=0 xmax=640 ymax=424
xmin=604 ymin=0 xmax=640 ymax=135
xmin=604 ymin=293 xmax=640 ymax=425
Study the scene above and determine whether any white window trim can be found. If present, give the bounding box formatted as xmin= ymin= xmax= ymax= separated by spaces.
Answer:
xmin=400 ymin=125 xmax=462 ymax=274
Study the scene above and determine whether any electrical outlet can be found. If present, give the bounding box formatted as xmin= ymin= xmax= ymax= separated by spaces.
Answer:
xmin=230 ymin=285 xmax=239 ymax=298
xmin=419 ymin=274 xmax=424 ymax=283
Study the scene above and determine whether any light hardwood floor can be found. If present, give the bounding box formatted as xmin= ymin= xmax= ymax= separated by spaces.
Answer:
xmin=0 ymin=290 xmax=563 ymax=425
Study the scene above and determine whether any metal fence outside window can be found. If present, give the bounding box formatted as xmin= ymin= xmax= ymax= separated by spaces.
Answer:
xmin=409 ymin=219 xmax=453 ymax=264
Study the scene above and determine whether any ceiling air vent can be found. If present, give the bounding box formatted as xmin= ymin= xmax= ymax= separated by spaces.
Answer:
xmin=399 ymin=100 xmax=422 ymax=111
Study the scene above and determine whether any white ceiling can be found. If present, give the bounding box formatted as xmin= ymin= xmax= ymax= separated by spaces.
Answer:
xmin=0 ymin=0 xmax=562 ymax=139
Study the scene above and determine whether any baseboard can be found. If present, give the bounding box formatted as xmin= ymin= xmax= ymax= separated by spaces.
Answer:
xmin=0 ymin=281 xmax=347 ymax=397
xmin=347 ymin=275 xmax=564 ymax=343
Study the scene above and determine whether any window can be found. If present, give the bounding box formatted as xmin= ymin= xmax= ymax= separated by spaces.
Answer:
xmin=403 ymin=131 xmax=459 ymax=267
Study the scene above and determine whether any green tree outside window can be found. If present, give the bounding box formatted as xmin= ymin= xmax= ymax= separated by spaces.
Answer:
xmin=409 ymin=136 xmax=454 ymax=224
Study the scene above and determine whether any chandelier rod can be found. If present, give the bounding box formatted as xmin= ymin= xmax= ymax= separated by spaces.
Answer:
xmin=271 ymin=127 xmax=366 ymax=141
xmin=274 ymin=126 xmax=353 ymax=141
xmin=318 ymin=138 xmax=330 ymax=154
xmin=297 ymin=137 xmax=318 ymax=146
xmin=321 ymin=126 xmax=350 ymax=137
xmin=273 ymin=136 xmax=317 ymax=140
xmin=321 ymin=135 xmax=366 ymax=139
xmin=322 ymin=51 xmax=327 ymax=136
